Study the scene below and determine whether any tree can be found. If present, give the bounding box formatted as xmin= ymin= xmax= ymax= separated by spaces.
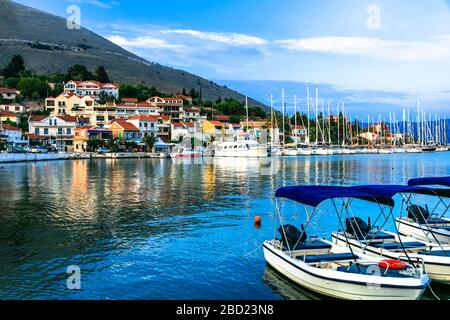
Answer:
xmin=86 ymin=139 xmax=104 ymax=152
xmin=65 ymin=64 xmax=95 ymax=81
xmin=95 ymin=66 xmax=110 ymax=83
xmin=17 ymin=77 xmax=49 ymax=100
xmin=3 ymin=55 xmax=25 ymax=78
xmin=142 ymin=134 xmax=157 ymax=153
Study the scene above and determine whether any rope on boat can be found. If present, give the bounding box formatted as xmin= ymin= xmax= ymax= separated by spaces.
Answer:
xmin=242 ymin=242 xmax=264 ymax=258
xmin=427 ymin=283 xmax=441 ymax=301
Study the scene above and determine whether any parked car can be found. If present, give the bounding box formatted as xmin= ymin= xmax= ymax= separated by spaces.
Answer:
xmin=31 ymin=146 xmax=49 ymax=153
xmin=97 ymin=147 xmax=110 ymax=154
xmin=9 ymin=146 xmax=25 ymax=153
xmin=23 ymin=146 xmax=32 ymax=153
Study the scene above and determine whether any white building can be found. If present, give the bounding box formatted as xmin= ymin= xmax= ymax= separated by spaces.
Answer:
xmin=292 ymin=125 xmax=308 ymax=144
xmin=127 ymin=115 xmax=159 ymax=138
xmin=147 ymin=96 xmax=185 ymax=121
xmin=115 ymin=102 xmax=160 ymax=118
xmin=0 ymin=123 xmax=28 ymax=147
xmin=0 ymin=88 xmax=20 ymax=101
xmin=64 ymin=81 xmax=119 ymax=99
xmin=28 ymin=115 xmax=78 ymax=151
xmin=0 ymin=104 xmax=25 ymax=114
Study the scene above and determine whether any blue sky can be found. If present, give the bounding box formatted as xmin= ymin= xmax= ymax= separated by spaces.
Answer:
xmin=14 ymin=0 xmax=450 ymax=115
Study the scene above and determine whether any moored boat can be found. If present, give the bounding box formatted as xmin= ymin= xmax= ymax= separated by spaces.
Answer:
xmin=264 ymin=186 xmax=430 ymax=300
xmin=332 ymin=184 xmax=450 ymax=284
xmin=396 ymin=177 xmax=450 ymax=245
xmin=214 ymin=133 xmax=268 ymax=158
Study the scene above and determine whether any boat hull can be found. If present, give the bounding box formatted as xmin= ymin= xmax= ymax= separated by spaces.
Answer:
xmin=263 ymin=242 xmax=427 ymax=300
xmin=214 ymin=148 xmax=268 ymax=158
xmin=333 ymin=233 xmax=450 ymax=284
xmin=396 ymin=218 xmax=450 ymax=245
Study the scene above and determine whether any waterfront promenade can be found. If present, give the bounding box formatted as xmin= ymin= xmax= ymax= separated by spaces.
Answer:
xmin=0 ymin=152 xmax=159 ymax=163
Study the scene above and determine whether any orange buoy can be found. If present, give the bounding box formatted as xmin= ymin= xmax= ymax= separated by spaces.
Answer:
xmin=254 ymin=216 xmax=262 ymax=224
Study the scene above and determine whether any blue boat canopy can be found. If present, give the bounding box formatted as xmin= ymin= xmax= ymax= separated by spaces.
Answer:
xmin=408 ymin=177 xmax=450 ymax=188
xmin=275 ymin=186 xmax=395 ymax=207
xmin=350 ymin=184 xmax=450 ymax=199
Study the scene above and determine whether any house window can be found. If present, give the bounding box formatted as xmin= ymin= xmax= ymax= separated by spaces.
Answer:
xmin=58 ymin=128 xmax=63 ymax=135
xmin=35 ymin=128 xmax=40 ymax=135
xmin=44 ymin=128 xmax=49 ymax=135
xmin=67 ymin=128 xmax=71 ymax=135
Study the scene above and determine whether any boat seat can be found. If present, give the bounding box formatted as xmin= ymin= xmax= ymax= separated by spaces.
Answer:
xmin=284 ymin=240 xmax=332 ymax=251
xmin=428 ymin=218 xmax=450 ymax=225
xmin=337 ymin=265 xmax=412 ymax=278
xmin=365 ymin=231 xmax=396 ymax=241
xmin=418 ymin=250 xmax=450 ymax=257
xmin=371 ymin=242 xmax=426 ymax=250
xmin=298 ymin=253 xmax=359 ymax=264
xmin=435 ymin=226 xmax=450 ymax=231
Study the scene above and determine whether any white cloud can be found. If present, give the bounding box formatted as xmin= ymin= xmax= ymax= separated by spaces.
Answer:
xmin=107 ymin=35 xmax=184 ymax=50
xmin=161 ymin=29 xmax=267 ymax=47
xmin=66 ymin=0 xmax=119 ymax=9
xmin=276 ymin=36 xmax=450 ymax=61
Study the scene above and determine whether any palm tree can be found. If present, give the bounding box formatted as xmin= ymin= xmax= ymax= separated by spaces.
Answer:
xmin=207 ymin=135 xmax=216 ymax=145
xmin=142 ymin=134 xmax=157 ymax=153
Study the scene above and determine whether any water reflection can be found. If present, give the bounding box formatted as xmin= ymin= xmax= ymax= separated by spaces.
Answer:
xmin=0 ymin=153 xmax=448 ymax=299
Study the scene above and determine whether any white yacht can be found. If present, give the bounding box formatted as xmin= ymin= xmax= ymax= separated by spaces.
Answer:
xmin=214 ymin=134 xmax=268 ymax=158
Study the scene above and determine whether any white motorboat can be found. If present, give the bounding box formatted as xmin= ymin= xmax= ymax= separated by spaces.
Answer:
xmin=378 ymin=148 xmax=393 ymax=154
xmin=214 ymin=134 xmax=268 ymax=158
xmin=332 ymin=184 xmax=450 ymax=284
xmin=297 ymin=148 xmax=313 ymax=156
xmin=264 ymin=186 xmax=430 ymax=300
xmin=170 ymin=145 xmax=203 ymax=158
xmin=405 ymin=147 xmax=422 ymax=153
xmin=277 ymin=148 xmax=298 ymax=157
xmin=396 ymin=177 xmax=450 ymax=245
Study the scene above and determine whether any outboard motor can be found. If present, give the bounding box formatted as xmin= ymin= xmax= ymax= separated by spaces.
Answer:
xmin=278 ymin=224 xmax=307 ymax=248
xmin=407 ymin=205 xmax=429 ymax=224
xmin=345 ymin=217 xmax=371 ymax=239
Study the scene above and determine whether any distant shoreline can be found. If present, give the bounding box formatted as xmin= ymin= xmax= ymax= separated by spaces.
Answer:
xmin=0 ymin=152 xmax=161 ymax=164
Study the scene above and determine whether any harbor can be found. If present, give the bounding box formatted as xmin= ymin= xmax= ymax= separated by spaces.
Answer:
xmin=0 ymin=152 xmax=449 ymax=300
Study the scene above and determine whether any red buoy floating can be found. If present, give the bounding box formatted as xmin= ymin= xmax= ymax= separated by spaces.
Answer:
xmin=378 ymin=259 xmax=408 ymax=270
xmin=254 ymin=216 xmax=262 ymax=229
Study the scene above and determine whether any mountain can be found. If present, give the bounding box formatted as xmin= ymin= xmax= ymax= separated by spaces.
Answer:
xmin=0 ymin=0 xmax=264 ymax=107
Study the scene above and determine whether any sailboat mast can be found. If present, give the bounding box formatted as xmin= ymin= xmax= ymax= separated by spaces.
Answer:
xmin=307 ymin=86 xmax=310 ymax=145
xmin=270 ymin=94 xmax=274 ymax=148
xmin=294 ymin=94 xmax=297 ymax=148
xmin=282 ymin=89 xmax=285 ymax=146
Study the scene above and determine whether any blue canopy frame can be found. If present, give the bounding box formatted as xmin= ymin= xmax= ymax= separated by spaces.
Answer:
xmin=408 ymin=177 xmax=450 ymax=188
xmin=275 ymin=186 xmax=395 ymax=207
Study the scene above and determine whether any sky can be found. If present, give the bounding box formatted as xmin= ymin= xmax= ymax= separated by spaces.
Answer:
xmin=14 ymin=0 xmax=450 ymax=116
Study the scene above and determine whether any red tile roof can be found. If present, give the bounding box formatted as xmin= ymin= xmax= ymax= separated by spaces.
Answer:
xmin=112 ymin=121 xmax=140 ymax=131
xmin=57 ymin=115 xmax=78 ymax=122
xmin=0 ymin=87 xmax=19 ymax=93
xmin=122 ymin=98 xmax=139 ymax=102
xmin=24 ymin=133 xmax=44 ymax=139
xmin=214 ymin=115 xmax=230 ymax=121
xmin=0 ymin=123 xmax=21 ymax=131
xmin=209 ymin=121 xmax=224 ymax=126
xmin=129 ymin=115 xmax=159 ymax=121
xmin=185 ymin=107 xmax=200 ymax=112
xmin=29 ymin=115 xmax=47 ymax=122
xmin=0 ymin=110 xmax=17 ymax=117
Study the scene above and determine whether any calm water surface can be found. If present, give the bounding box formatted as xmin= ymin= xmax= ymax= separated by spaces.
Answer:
xmin=0 ymin=153 xmax=449 ymax=300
